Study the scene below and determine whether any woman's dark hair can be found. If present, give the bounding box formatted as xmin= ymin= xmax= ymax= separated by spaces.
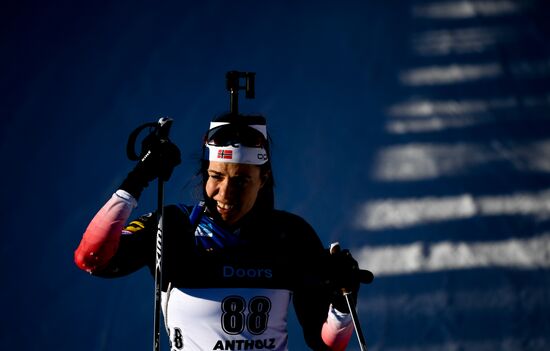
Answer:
xmin=200 ymin=113 xmax=275 ymax=213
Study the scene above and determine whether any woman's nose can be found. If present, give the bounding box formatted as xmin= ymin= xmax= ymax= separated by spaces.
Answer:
xmin=217 ymin=179 xmax=233 ymax=199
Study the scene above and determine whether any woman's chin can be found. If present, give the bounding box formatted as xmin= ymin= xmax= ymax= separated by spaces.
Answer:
xmin=217 ymin=211 xmax=239 ymax=226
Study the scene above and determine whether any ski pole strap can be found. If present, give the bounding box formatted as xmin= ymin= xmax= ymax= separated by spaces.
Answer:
xmin=127 ymin=122 xmax=158 ymax=161
xmin=126 ymin=117 xmax=174 ymax=161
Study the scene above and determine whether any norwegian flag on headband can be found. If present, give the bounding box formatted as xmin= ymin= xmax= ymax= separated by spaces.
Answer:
xmin=217 ymin=149 xmax=233 ymax=159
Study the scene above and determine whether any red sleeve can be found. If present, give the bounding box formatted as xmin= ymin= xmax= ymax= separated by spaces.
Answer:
xmin=74 ymin=190 xmax=137 ymax=273
xmin=321 ymin=305 xmax=354 ymax=350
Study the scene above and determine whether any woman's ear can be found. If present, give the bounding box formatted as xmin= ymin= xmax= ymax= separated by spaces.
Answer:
xmin=260 ymin=170 xmax=271 ymax=188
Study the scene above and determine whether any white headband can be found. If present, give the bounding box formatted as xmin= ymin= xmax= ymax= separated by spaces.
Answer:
xmin=205 ymin=144 xmax=268 ymax=165
xmin=204 ymin=120 xmax=269 ymax=165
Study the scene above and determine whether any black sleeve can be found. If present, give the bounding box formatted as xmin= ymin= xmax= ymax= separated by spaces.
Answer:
xmin=284 ymin=214 xmax=332 ymax=351
xmin=294 ymin=287 xmax=332 ymax=351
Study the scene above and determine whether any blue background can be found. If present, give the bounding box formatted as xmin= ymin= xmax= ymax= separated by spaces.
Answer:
xmin=2 ymin=1 xmax=550 ymax=350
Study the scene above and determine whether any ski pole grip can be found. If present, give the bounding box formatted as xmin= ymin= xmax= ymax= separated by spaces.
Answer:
xmin=329 ymin=242 xmax=341 ymax=254
xmin=329 ymin=242 xmax=374 ymax=285
xmin=157 ymin=117 xmax=173 ymax=140
xmin=126 ymin=117 xmax=174 ymax=161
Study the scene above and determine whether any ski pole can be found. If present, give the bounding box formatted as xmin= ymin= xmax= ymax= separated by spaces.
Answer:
xmin=153 ymin=173 xmax=165 ymax=351
xmin=329 ymin=242 xmax=372 ymax=351
xmin=125 ymin=117 xmax=174 ymax=351
xmin=151 ymin=117 xmax=173 ymax=351
xmin=344 ymin=291 xmax=368 ymax=351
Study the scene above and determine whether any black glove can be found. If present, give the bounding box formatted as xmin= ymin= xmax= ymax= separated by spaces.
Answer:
xmin=119 ymin=136 xmax=181 ymax=200
xmin=325 ymin=245 xmax=364 ymax=313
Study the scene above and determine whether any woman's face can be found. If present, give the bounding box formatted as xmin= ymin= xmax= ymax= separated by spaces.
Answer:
xmin=205 ymin=161 xmax=267 ymax=226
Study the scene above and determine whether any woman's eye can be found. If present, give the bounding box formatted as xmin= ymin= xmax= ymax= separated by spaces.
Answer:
xmin=235 ymin=178 xmax=249 ymax=187
xmin=209 ymin=174 xmax=223 ymax=181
